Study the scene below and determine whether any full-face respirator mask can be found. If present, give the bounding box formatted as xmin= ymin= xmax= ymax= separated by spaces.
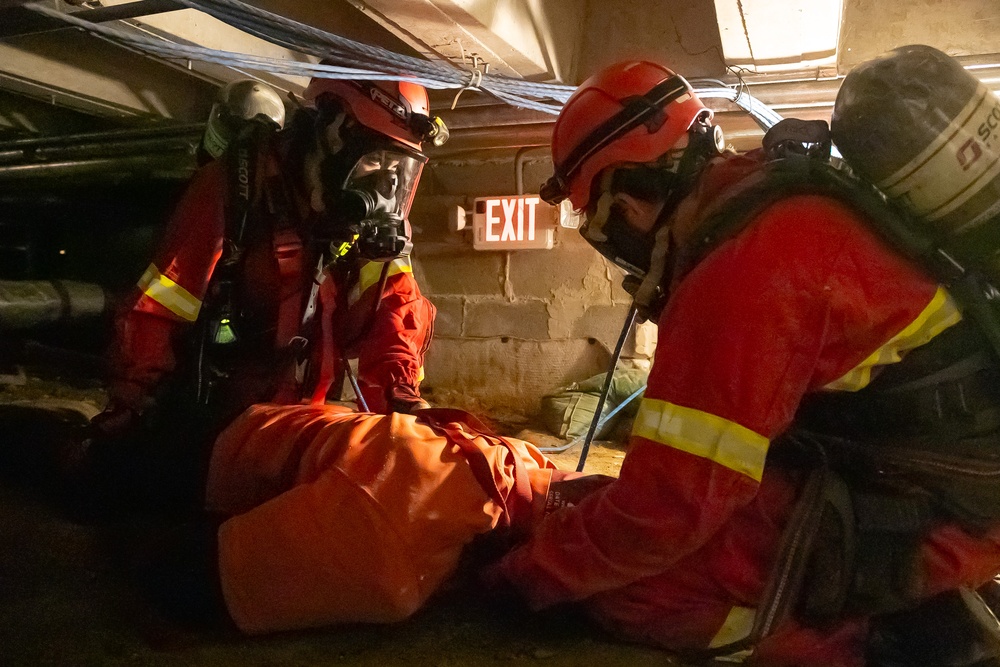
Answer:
xmin=314 ymin=113 xmax=428 ymax=262
xmin=574 ymin=118 xmax=724 ymax=280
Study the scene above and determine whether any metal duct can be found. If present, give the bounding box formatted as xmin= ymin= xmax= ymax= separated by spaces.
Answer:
xmin=0 ymin=280 xmax=105 ymax=330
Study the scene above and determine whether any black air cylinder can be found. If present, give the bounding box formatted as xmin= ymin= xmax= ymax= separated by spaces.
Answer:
xmin=832 ymin=44 xmax=1000 ymax=278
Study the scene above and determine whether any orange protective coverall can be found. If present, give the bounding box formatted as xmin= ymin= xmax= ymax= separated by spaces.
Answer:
xmin=109 ymin=149 xmax=435 ymax=417
xmin=205 ymin=403 xmax=560 ymax=635
xmin=498 ymin=153 xmax=1000 ymax=666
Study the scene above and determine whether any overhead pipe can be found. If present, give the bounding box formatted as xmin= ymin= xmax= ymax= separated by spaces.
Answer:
xmin=0 ymin=0 xmax=185 ymax=39
xmin=0 ymin=124 xmax=201 ymax=180
xmin=0 ymin=123 xmax=204 ymax=151
xmin=0 ymin=137 xmax=200 ymax=166
xmin=0 ymin=154 xmax=197 ymax=181
xmin=428 ymin=110 xmax=807 ymax=156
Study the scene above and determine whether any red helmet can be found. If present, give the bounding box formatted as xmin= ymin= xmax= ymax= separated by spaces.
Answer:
xmin=540 ymin=61 xmax=712 ymax=211
xmin=303 ymin=76 xmax=447 ymax=150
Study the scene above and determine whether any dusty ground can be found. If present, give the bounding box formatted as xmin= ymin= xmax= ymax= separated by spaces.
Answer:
xmin=0 ymin=368 xmax=705 ymax=667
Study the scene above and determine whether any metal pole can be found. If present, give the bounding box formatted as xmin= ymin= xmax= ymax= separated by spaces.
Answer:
xmin=576 ymin=303 xmax=637 ymax=472
xmin=343 ymin=357 xmax=371 ymax=413
xmin=539 ymin=384 xmax=645 ymax=454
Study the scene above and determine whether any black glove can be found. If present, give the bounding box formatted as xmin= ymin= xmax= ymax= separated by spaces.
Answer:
xmin=544 ymin=473 xmax=616 ymax=515
xmin=387 ymin=397 xmax=432 ymax=414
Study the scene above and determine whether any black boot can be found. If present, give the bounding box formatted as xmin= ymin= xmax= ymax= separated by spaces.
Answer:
xmin=866 ymin=588 xmax=1000 ymax=667
xmin=134 ymin=517 xmax=234 ymax=629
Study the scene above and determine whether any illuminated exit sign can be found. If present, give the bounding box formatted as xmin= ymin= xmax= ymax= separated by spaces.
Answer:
xmin=472 ymin=195 xmax=556 ymax=250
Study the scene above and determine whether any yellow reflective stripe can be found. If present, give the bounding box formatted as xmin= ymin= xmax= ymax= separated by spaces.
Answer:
xmin=417 ymin=366 xmax=425 ymax=382
xmin=706 ymin=605 xmax=755 ymax=662
xmin=632 ymin=398 xmax=770 ymax=482
xmin=137 ymin=263 xmax=202 ymax=322
xmin=348 ymin=258 xmax=413 ymax=307
xmin=825 ymin=287 xmax=963 ymax=392
xmin=709 ymin=605 xmax=756 ymax=651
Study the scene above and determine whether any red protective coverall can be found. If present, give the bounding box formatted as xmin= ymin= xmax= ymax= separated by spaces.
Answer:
xmin=498 ymin=153 xmax=1000 ymax=666
xmin=205 ymin=403 xmax=561 ymax=635
xmin=109 ymin=149 xmax=435 ymax=417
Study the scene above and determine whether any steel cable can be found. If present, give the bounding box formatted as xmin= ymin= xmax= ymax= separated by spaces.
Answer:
xmin=27 ymin=0 xmax=779 ymax=124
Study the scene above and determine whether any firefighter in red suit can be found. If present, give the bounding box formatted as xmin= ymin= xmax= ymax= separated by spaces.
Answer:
xmin=492 ymin=61 xmax=1000 ymax=667
xmin=98 ymin=76 xmax=444 ymax=438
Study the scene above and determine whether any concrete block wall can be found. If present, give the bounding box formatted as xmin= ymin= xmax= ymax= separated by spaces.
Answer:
xmin=409 ymin=148 xmax=654 ymax=419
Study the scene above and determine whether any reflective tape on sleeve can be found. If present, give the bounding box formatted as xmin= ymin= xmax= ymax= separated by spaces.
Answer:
xmin=137 ymin=263 xmax=202 ymax=322
xmin=632 ymin=398 xmax=770 ymax=482
xmin=709 ymin=605 xmax=756 ymax=650
xmin=348 ymin=258 xmax=413 ymax=307
xmin=824 ymin=286 xmax=963 ymax=392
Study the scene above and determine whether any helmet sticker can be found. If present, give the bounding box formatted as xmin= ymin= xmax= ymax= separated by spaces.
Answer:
xmin=368 ymin=86 xmax=409 ymax=120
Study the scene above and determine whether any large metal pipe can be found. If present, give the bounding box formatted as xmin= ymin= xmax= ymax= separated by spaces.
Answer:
xmin=0 ymin=280 xmax=105 ymax=330
xmin=428 ymin=108 xmax=834 ymax=156
xmin=0 ymin=0 xmax=185 ymax=39
xmin=0 ymin=123 xmax=204 ymax=151
xmin=0 ymin=154 xmax=196 ymax=181
xmin=0 ymin=137 xmax=199 ymax=166
xmin=0 ymin=124 xmax=201 ymax=180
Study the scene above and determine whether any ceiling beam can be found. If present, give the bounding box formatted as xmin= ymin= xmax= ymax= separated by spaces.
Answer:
xmin=0 ymin=0 xmax=183 ymax=39
xmin=0 ymin=29 xmax=217 ymax=121
xmin=346 ymin=0 xmax=583 ymax=80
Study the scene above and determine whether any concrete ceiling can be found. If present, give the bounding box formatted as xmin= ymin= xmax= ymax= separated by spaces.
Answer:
xmin=0 ymin=0 xmax=998 ymax=151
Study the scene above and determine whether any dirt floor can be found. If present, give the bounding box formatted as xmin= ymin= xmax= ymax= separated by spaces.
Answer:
xmin=0 ymin=367 xmax=706 ymax=667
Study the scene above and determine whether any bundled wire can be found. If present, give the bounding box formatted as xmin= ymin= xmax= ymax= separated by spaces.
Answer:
xmin=179 ymin=0 xmax=577 ymax=110
xmin=26 ymin=0 xmax=572 ymax=114
xmin=26 ymin=0 xmax=779 ymax=127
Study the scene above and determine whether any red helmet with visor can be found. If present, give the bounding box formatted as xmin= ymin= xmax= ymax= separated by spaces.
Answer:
xmin=303 ymin=77 xmax=447 ymax=150
xmin=540 ymin=61 xmax=712 ymax=212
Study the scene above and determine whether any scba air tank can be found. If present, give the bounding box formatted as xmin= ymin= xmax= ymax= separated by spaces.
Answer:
xmin=832 ymin=44 xmax=1000 ymax=279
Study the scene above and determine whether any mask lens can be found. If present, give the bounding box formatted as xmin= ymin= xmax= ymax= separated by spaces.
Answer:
xmin=345 ymin=149 xmax=426 ymax=221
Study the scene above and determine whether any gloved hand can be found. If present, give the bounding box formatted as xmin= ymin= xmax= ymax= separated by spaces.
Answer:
xmin=89 ymin=404 xmax=142 ymax=440
xmin=543 ymin=471 xmax=616 ymax=516
xmin=387 ymin=397 xmax=432 ymax=414
xmin=60 ymin=404 xmax=141 ymax=487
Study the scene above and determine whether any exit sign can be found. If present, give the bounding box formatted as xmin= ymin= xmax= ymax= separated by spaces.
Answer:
xmin=472 ymin=195 xmax=556 ymax=250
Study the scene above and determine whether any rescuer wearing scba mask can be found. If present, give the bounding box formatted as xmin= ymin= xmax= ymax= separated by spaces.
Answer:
xmin=81 ymin=73 xmax=447 ymax=508
xmin=491 ymin=52 xmax=1000 ymax=667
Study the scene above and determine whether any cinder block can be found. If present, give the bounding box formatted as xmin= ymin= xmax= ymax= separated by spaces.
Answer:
xmin=610 ymin=269 xmax=633 ymax=304
xmin=570 ymin=304 xmax=633 ymax=348
xmin=633 ymin=321 xmax=659 ymax=359
xmin=426 ymin=296 xmax=464 ymax=338
xmin=414 ymin=245 xmax=505 ymax=296
xmin=519 ymin=154 xmax=555 ymax=195
xmin=428 ymin=157 xmax=518 ymax=197
xmin=410 ymin=194 xmax=471 ymax=243
xmin=507 ymin=245 xmax=615 ymax=302
xmin=422 ymin=337 xmax=611 ymax=417
xmin=465 ymin=299 xmax=550 ymax=339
